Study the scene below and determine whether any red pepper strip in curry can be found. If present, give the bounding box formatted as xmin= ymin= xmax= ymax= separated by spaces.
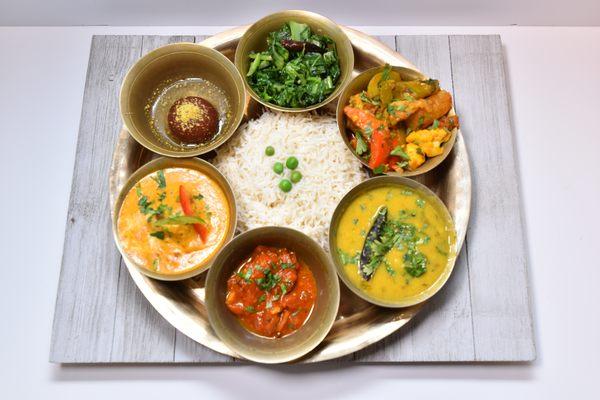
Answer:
xmin=179 ymin=185 xmax=209 ymax=243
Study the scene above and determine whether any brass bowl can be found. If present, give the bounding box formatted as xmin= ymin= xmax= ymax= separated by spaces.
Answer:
xmin=111 ymin=157 xmax=237 ymax=281
xmin=329 ymin=176 xmax=457 ymax=308
xmin=120 ymin=43 xmax=246 ymax=157
xmin=336 ymin=65 xmax=458 ymax=177
xmin=205 ymin=226 xmax=340 ymax=363
xmin=234 ymin=10 xmax=354 ymax=112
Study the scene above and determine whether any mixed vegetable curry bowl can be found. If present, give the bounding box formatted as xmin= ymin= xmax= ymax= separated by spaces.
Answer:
xmin=336 ymin=65 xmax=460 ymax=177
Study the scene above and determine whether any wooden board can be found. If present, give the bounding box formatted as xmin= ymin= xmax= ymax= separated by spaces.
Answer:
xmin=50 ymin=34 xmax=535 ymax=363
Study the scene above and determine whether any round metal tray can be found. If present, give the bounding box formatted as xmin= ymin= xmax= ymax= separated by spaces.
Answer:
xmin=108 ymin=26 xmax=471 ymax=362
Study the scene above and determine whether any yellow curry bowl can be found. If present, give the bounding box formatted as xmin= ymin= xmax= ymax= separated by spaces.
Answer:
xmin=234 ymin=10 xmax=354 ymax=113
xmin=205 ymin=227 xmax=340 ymax=364
xmin=336 ymin=65 xmax=459 ymax=177
xmin=329 ymin=176 xmax=458 ymax=308
xmin=119 ymin=43 xmax=246 ymax=157
xmin=111 ymin=157 xmax=237 ymax=281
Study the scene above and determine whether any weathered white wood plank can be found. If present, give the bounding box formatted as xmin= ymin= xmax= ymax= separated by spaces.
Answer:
xmin=49 ymin=35 xmax=144 ymax=363
xmin=110 ymin=35 xmax=196 ymax=363
xmin=355 ymin=35 xmax=475 ymax=362
xmin=449 ymin=35 xmax=535 ymax=361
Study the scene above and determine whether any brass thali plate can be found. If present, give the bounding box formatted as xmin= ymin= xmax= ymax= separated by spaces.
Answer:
xmin=108 ymin=26 xmax=471 ymax=362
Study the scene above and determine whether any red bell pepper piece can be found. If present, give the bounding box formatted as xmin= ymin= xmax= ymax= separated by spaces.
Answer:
xmin=179 ymin=185 xmax=209 ymax=243
xmin=368 ymin=128 xmax=391 ymax=169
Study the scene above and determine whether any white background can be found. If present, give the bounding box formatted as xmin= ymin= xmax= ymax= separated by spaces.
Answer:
xmin=1 ymin=23 xmax=599 ymax=399
xmin=1 ymin=0 xmax=600 ymax=26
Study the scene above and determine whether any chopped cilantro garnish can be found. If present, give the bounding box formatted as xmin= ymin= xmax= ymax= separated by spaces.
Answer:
xmin=416 ymin=199 xmax=426 ymax=208
xmin=150 ymin=231 xmax=165 ymax=240
xmin=337 ymin=248 xmax=359 ymax=265
xmin=373 ymin=165 xmax=385 ymax=175
xmin=390 ymin=146 xmax=410 ymax=160
xmin=255 ymin=269 xmax=280 ymax=291
xmin=151 ymin=170 xmax=166 ymax=189
xmin=355 ymin=134 xmax=368 ymax=155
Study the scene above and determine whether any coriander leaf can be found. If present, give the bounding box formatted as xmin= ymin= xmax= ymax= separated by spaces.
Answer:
xmin=355 ymin=134 xmax=368 ymax=155
xmin=337 ymin=248 xmax=358 ymax=265
xmin=373 ymin=165 xmax=385 ymax=175
xmin=151 ymin=170 xmax=166 ymax=189
xmin=150 ymin=231 xmax=165 ymax=240
xmin=390 ymin=146 xmax=410 ymax=160
xmin=416 ymin=199 xmax=425 ymax=208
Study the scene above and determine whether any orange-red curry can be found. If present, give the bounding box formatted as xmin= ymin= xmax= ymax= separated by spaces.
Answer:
xmin=225 ymin=246 xmax=317 ymax=338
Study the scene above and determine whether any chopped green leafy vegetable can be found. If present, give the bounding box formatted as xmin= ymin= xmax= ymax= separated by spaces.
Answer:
xmin=246 ymin=21 xmax=341 ymax=108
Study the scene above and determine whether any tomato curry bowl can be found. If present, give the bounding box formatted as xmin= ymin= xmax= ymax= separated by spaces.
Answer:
xmin=225 ymin=246 xmax=317 ymax=338
xmin=205 ymin=227 xmax=339 ymax=363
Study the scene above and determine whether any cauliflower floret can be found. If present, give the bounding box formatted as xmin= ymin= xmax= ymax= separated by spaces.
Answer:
xmin=404 ymin=143 xmax=426 ymax=170
xmin=406 ymin=128 xmax=451 ymax=157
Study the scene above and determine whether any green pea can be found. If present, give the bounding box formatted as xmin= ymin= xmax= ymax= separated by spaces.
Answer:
xmin=290 ymin=171 xmax=302 ymax=183
xmin=273 ymin=162 xmax=284 ymax=174
xmin=265 ymin=146 xmax=275 ymax=156
xmin=285 ymin=156 xmax=299 ymax=170
xmin=279 ymin=179 xmax=292 ymax=192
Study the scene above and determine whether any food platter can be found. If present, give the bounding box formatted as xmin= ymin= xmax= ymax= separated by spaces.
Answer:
xmin=109 ymin=24 xmax=471 ymax=362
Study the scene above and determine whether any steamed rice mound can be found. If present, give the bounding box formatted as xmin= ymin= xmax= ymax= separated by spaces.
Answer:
xmin=213 ymin=112 xmax=366 ymax=249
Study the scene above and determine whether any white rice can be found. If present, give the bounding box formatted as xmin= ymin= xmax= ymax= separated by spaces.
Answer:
xmin=213 ymin=111 xmax=367 ymax=249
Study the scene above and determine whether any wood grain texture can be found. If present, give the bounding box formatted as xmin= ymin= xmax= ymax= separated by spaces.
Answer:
xmin=50 ymin=34 xmax=534 ymax=364
xmin=109 ymin=35 xmax=195 ymax=363
xmin=355 ymin=36 xmax=475 ymax=362
xmin=50 ymin=35 xmax=144 ymax=363
xmin=448 ymin=35 xmax=535 ymax=361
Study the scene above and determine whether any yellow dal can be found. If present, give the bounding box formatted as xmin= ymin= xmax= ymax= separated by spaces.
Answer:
xmin=335 ymin=185 xmax=455 ymax=303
